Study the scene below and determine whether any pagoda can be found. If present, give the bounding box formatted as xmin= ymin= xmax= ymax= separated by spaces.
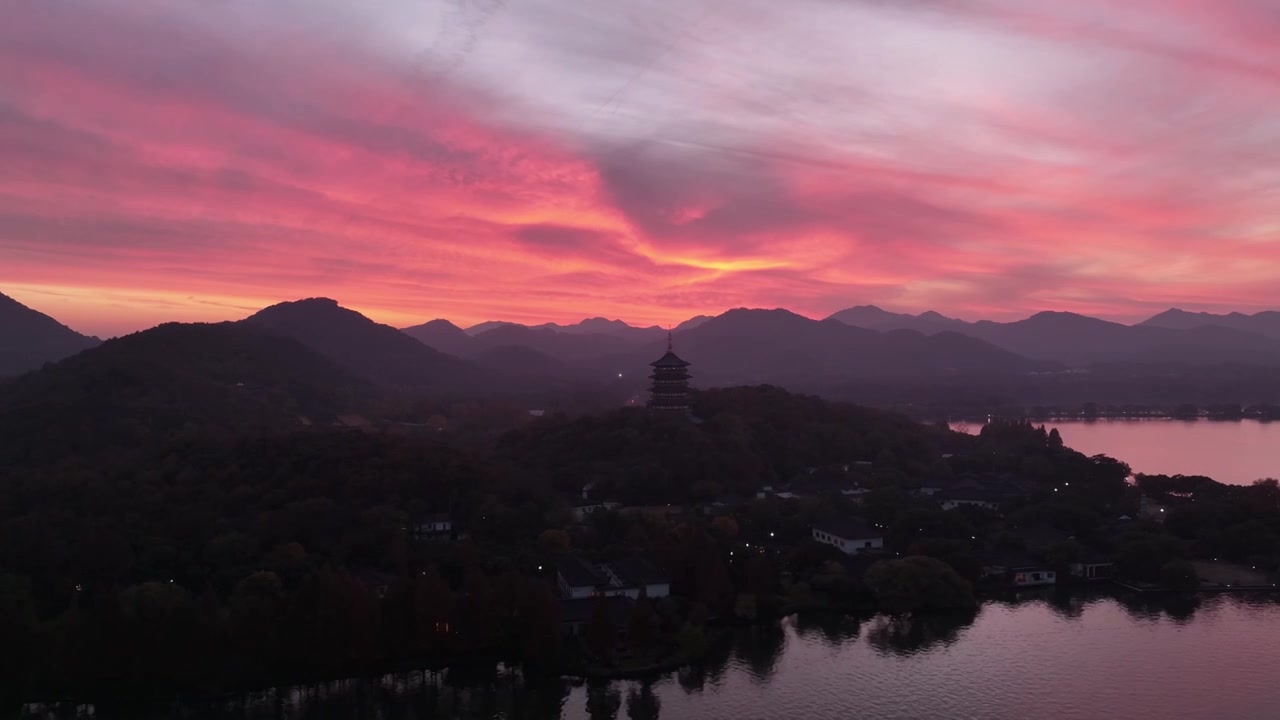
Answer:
xmin=648 ymin=331 xmax=692 ymax=413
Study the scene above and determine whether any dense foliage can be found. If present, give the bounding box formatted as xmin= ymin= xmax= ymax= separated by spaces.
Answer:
xmin=496 ymin=385 xmax=947 ymax=504
xmin=1 ymin=378 xmax=1272 ymax=709
xmin=0 ymin=323 xmax=370 ymax=467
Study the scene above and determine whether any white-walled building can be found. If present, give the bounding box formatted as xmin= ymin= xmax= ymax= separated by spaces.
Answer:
xmin=555 ymin=555 xmax=671 ymax=599
xmin=812 ymin=518 xmax=884 ymax=555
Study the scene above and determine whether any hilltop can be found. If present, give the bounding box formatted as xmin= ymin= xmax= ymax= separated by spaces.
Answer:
xmin=0 ymin=292 xmax=101 ymax=377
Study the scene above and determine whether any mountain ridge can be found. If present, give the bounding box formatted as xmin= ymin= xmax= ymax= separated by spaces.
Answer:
xmin=243 ymin=298 xmax=484 ymax=389
xmin=0 ymin=292 xmax=102 ymax=377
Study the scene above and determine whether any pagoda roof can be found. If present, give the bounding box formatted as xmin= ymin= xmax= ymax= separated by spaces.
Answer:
xmin=650 ymin=351 xmax=690 ymax=368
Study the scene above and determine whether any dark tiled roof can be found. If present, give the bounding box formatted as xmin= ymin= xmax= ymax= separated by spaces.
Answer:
xmin=606 ymin=556 xmax=669 ymax=587
xmin=560 ymin=596 xmax=634 ymax=624
xmin=814 ymin=517 xmax=881 ymax=541
xmin=556 ymin=555 xmax=608 ymax=588
xmin=650 ymin=351 xmax=691 ymax=368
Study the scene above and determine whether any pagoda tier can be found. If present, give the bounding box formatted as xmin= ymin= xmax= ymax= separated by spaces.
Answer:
xmin=648 ymin=336 xmax=692 ymax=413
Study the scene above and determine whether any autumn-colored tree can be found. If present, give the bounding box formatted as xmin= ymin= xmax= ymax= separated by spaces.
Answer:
xmin=538 ymin=528 xmax=571 ymax=554
xmin=710 ymin=515 xmax=740 ymax=540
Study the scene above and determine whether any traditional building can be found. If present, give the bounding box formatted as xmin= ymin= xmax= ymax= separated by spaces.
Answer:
xmin=648 ymin=332 xmax=691 ymax=413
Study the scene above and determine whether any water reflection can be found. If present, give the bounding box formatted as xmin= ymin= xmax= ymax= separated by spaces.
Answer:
xmin=864 ymin=610 xmax=976 ymax=657
xmin=25 ymin=593 xmax=1280 ymax=720
xmin=1115 ymin=591 xmax=1203 ymax=623
xmin=791 ymin=611 xmax=863 ymax=647
xmin=624 ymin=682 xmax=661 ymax=720
xmin=584 ymin=681 xmax=621 ymax=720
xmin=730 ymin=623 xmax=787 ymax=683
xmin=675 ymin=632 xmax=732 ymax=694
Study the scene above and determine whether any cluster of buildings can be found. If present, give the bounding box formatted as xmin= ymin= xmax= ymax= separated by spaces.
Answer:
xmin=809 ymin=511 xmax=1120 ymax=588
xmin=554 ymin=554 xmax=671 ymax=638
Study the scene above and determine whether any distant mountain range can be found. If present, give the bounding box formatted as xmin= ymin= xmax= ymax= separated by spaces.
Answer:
xmin=5 ymin=290 xmax=1280 ymax=422
xmin=822 ymin=305 xmax=1280 ymax=366
xmin=1138 ymin=308 xmax=1280 ymax=340
xmin=0 ymin=292 xmax=100 ymax=376
xmin=658 ymin=308 xmax=1049 ymax=387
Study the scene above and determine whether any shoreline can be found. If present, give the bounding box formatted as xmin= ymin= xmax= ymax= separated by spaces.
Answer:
xmin=943 ymin=414 xmax=1277 ymax=424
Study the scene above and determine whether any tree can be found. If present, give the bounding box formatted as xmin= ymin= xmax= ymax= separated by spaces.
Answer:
xmin=1161 ymin=559 xmax=1200 ymax=592
xmin=904 ymin=539 xmax=980 ymax=582
xmin=1047 ymin=428 xmax=1064 ymax=449
xmin=228 ymin=571 xmax=286 ymax=674
xmin=538 ymin=528 xmax=571 ymax=554
xmin=866 ymin=556 xmax=976 ymax=612
xmin=457 ymin=566 xmax=496 ymax=649
xmin=695 ymin=547 xmax=734 ymax=614
xmin=584 ymin=595 xmax=617 ymax=659
xmin=710 ymin=515 xmax=739 ymax=540
xmin=1116 ymin=534 xmax=1186 ymax=582
xmin=627 ymin=596 xmax=660 ymax=657
xmin=522 ymin=581 xmax=561 ymax=669
xmin=0 ymin=575 xmax=37 ymax=700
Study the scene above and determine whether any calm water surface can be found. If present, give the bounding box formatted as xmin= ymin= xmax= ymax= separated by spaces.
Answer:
xmin=59 ymin=594 xmax=1279 ymax=720
xmin=953 ymin=418 xmax=1280 ymax=485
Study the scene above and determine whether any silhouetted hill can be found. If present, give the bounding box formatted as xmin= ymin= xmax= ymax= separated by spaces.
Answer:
xmin=827 ymin=305 xmax=967 ymax=334
xmin=495 ymin=384 xmax=950 ymax=504
xmin=674 ymin=315 xmax=713 ymax=332
xmin=243 ymin=299 xmax=481 ymax=389
xmin=0 ymin=292 xmax=101 ymax=377
xmin=534 ymin=317 xmax=665 ymax=342
xmin=662 ymin=308 xmax=1050 ymax=387
xmin=828 ymin=306 xmax=1280 ymax=366
xmin=465 ymin=320 xmax=517 ymax=336
xmin=470 ymin=343 xmax=565 ymax=375
xmin=0 ymin=322 xmax=368 ymax=464
xmin=451 ymin=317 xmax=663 ymax=349
xmin=469 ymin=324 xmax=637 ymax=360
xmin=1140 ymin=308 xmax=1280 ymax=340
xmin=963 ymin=311 xmax=1280 ymax=366
xmin=401 ymin=319 xmax=474 ymax=356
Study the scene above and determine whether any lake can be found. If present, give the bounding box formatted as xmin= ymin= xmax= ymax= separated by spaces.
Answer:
xmin=952 ymin=418 xmax=1280 ymax=485
xmin=50 ymin=593 xmax=1279 ymax=720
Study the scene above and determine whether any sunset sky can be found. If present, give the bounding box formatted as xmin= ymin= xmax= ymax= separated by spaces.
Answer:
xmin=3 ymin=0 xmax=1279 ymax=337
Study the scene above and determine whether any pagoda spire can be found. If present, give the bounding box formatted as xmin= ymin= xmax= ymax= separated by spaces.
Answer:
xmin=648 ymin=331 xmax=691 ymax=413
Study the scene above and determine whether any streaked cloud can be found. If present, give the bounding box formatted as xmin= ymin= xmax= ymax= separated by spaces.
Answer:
xmin=2 ymin=0 xmax=1278 ymax=336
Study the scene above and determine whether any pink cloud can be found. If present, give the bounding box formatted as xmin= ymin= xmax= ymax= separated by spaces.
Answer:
xmin=1 ymin=0 xmax=1278 ymax=337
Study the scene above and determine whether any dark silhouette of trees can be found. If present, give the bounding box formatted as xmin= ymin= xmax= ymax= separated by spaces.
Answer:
xmin=866 ymin=557 xmax=976 ymax=612
xmin=1161 ymin=559 xmax=1200 ymax=592
xmin=626 ymin=596 xmax=660 ymax=657
xmin=584 ymin=596 xmax=617 ymax=659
